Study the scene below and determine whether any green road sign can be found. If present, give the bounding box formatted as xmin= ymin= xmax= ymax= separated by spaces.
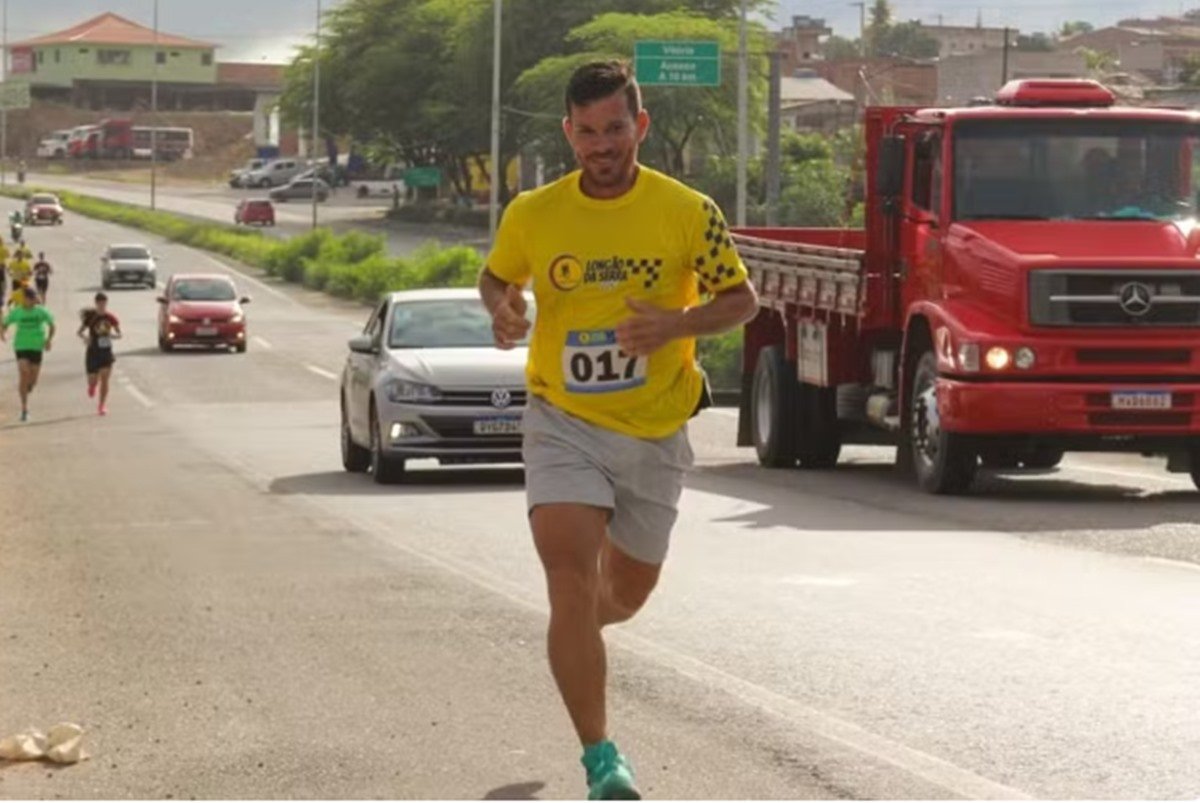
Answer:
xmin=634 ymin=40 xmax=721 ymax=87
xmin=0 ymin=82 xmax=31 ymax=111
xmin=403 ymin=166 xmax=442 ymax=188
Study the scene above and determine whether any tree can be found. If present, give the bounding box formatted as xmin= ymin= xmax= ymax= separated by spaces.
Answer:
xmin=1014 ymin=32 xmax=1056 ymax=52
xmin=1059 ymin=20 xmax=1094 ymax=38
xmin=1076 ymin=46 xmax=1116 ymax=73
xmin=872 ymin=21 xmax=939 ymax=58
xmin=823 ymin=35 xmax=862 ymax=60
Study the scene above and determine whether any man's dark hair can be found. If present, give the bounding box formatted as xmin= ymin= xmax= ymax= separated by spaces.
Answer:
xmin=565 ymin=60 xmax=642 ymax=118
xmin=94 ymin=292 xmax=108 ymax=302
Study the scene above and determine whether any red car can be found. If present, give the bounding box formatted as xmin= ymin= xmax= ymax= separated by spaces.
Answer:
xmin=24 ymin=193 xmax=64 ymax=225
xmin=157 ymin=274 xmax=251 ymax=353
xmin=235 ymin=198 xmax=275 ymax=226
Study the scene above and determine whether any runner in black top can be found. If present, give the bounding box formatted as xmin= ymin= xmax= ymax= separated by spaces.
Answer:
xmin=78 ymin=292 xmax=122 ymax=416
xmin=33 ymin=252 xmax=52 ymax=302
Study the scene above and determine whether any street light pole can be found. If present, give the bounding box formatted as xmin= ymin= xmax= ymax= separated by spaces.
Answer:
xmin=312 ymin=0 xmax=321 ymax=230
xmin=488 ymin=0 xmax=502 ymax=241
xmin=735 ymin=0 xmax=748 ymax=226
xmin=150 ymin=0 xmax=159 ymax=210
xmin=2 ymin=0 xmax=9 ymax=189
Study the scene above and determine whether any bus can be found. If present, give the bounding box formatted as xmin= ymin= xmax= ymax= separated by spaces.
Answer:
xmin=131 ymin=127 xmax=194 ymax=161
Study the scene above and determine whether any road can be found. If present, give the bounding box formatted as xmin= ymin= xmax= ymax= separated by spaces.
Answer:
xmin=0 ymin=209 xmax=1198 ymax=799
xmin=23 ymin=171 xmax=490 ymax=259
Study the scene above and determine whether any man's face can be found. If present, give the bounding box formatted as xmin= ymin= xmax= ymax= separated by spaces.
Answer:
xmin=96 ymin=299 xmax=108 ymax=315
xmin=563 ymin=90 xmax=650 ymax=189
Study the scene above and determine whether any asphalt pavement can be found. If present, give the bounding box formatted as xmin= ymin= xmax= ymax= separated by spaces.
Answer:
xmin=0 ymin=207 xmax=1198 ymax=799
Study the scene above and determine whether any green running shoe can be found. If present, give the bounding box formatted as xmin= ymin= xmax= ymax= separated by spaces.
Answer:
xmin=582 ymin=740 xmax=641 ymax=800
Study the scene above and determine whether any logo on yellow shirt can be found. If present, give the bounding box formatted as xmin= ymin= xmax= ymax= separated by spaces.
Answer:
xmin=549 ymin=254 xmax=584 ymax=291
xmin=547 ymin=254 xmax=666 ymax=292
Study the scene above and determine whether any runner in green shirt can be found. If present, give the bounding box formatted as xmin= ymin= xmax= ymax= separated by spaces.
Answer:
xmin=1 ymin=288 xmax=55 ymax=422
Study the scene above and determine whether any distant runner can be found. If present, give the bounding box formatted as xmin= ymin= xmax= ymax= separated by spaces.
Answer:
xmin=33 ymin=252 xmax=52 ymax=303
xmin=1 ymin=287 xmax=56 ymax=422
xmin=78 ymin=292 xmax=121 ymax=416
xmin=479 ymin=61 xmax=758 ymax=800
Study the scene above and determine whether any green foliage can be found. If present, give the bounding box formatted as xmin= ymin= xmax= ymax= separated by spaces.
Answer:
xmin=823 ymin=34 xmax=861 ymax=60
xmin=697 ymin=329 xmax=742 ymax=390
xmin=862 ymin=0 xmax=937 ymax=59
xmin=1015 ymin=33 xmax=1055 ymax=52
xmin=1059 ymin=20 xmax=1094 ymax=37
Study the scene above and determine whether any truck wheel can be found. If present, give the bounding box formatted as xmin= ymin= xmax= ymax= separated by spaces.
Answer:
xmin=979 ymin=448 xmax=1021 ymax=469
xmin=909 ymin=351 xmax=977 ymax=494
xmin=796 ymin=383 xmax=841 ymax=468
xmin=1021 ymin=448 xmax=1063 ymax=470
xmin=1192 ymin=454 xmax=1200 ymax=492
xmin=751 ymin=345 xmax=797 ymax=468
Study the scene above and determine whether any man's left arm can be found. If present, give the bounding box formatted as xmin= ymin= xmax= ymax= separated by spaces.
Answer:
xmin=616 ymin=282 xmax=757 ymax=357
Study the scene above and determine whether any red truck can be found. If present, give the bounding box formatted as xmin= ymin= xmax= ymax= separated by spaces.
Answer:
xmin=734 ymin=79 xmax=1200 ymax=494
xmin=73 ymin=118 xmax=134 ymax=159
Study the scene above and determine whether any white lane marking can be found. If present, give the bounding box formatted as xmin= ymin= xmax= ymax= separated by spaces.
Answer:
xmin=780 ymin=575 xmax=858 ymax=587
xmin=1142 ymin=556 xmax=1200 ymax=574
xmin=306 ymin=364 xmax=338 ymax=381
xmin=252 ymin=336 xmax=273 ymax=350
xmin=1059 ymin=460 xmax=1193 ymax=487
xmin=202 ymin=254 xmax=295 ymax=304
xmin=330 ymin=507 xmax=1030 ymax=801
xmin=119 ymin=376 xmax=154 ymax=408
xmin=708 ymin=407 xmax=740 ymax=419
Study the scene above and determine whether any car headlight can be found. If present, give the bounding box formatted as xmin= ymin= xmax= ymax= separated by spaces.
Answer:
xmin=230 ymin=312 xmax=244 ymax=324
xmin=385 ymin=379 xmax=441 ymax=404
xmin=168 ymin=314 xmax=183 ymax=324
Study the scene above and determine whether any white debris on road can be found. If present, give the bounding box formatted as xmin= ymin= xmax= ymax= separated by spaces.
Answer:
xmin=0 ymin=722 xmax=87 ymax=764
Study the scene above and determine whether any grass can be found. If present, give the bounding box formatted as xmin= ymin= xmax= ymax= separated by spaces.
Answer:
xmin=0 ymin=185 xmax=742 ymax=388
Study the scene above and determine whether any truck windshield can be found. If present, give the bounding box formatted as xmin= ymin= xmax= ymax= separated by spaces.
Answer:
xmin=953 ymin=119 xmax=1200 ymax=222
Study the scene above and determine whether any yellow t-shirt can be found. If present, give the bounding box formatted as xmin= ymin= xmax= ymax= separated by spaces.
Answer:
xmin=8 ymin=259 xmax=31 ymax=284
xmin=487 ymin=167 xmax=748 ymax=439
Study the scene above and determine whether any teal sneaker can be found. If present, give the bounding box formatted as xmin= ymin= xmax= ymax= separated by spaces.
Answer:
xmin=582 ymin=740 xmax=641 ymax=800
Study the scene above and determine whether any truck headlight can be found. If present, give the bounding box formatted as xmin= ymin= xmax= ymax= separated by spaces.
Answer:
xmin=985 ymin=346 xmax=1011 ymax=371
xmin=1014 ymin=347 xmax=1036 ymax=370
xmin=956 ymin=343 xmax=980 ymax=372
xmin=386 ymin=380 xmax=441 ymax=404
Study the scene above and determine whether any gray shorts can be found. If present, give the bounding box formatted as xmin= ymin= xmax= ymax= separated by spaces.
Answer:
xmin=522 ymin=396 xmax=694 ymax=565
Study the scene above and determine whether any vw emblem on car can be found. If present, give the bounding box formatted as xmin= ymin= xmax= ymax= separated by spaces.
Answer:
xmin=1118 ymin=282 xmax=1153 ymax=317
xmin=491 ymin=389 xmax=513 ymax=410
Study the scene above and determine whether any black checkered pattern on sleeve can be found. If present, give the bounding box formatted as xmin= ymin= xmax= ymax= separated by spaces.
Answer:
xmin=628 ymin=258 xmax=665 ymax=289
xmin=693 ymin=199 xmax=742 ymax=293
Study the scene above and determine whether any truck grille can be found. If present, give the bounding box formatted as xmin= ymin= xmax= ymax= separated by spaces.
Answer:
xmin=1029 ymin=270 xmax=1200 ymax=327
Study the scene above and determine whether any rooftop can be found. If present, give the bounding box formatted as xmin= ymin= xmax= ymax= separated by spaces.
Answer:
xmin=9 ymin=12 xmax=215 ymax=50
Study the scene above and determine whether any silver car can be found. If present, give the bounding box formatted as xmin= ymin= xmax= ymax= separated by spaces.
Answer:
xmin=340 ymin=288 xmax=532 ymax=483
xmin=101 ymin=244 xmax=157 ymax=289
xmin=269 ymin=177 xmax=330 ymax=203
xmin=241 ymin=158 xmax=305 ymax=188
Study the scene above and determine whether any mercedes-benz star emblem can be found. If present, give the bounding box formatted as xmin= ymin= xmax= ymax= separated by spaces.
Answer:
xmin=1118 ymin=282 xmax=1154 ymax=317
xmin=491 ymin=389 xmax=512 ymax=410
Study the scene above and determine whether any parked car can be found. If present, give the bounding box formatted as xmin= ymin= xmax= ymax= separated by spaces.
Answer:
xmin=229 ymin=158 xmax=267 ymax=188
xmin=241 ymin=158 xmax=305 ymax=188
xmin=100 ymin=244 xmax=157 ymax=289
xmin=24 ymin=193 xmax=64 ymax=225
xmin=157 ymin=274 xmax=250 ymax=353
xmin=269 ymin=177 xmax=330 ymax=203
xmin=235 ymin=198 xmax=276 ymax=226
xmin=35 ymin=130 xmax=71 ymax=159
xmin=340 ymin=288 xmax=532 ymax=483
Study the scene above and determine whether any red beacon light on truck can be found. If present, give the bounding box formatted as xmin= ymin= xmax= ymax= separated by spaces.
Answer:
xmin=993 ymin=79 xmax=1116 ymax=108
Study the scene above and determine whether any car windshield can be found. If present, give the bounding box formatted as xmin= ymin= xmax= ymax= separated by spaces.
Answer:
xmin=31 ymin=195 xmax=57 ymax=205
xmin=388 ymin=298 xmax=533 ymax=349
xmin=954 ymin=119 xmax=1200 ymax=222
xmin=173 ymin=279 xmax=236 ymax=302
xmin=111 ymin=247 xmax=150 ymax=260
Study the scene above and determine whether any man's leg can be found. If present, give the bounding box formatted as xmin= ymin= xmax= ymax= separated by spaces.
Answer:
xmin=596 ymin=538 xmax=661 ymax=628
xmin=531 ymin=502 xmax=609 ymax=746
xmin=17 ymin=361 xmax=30 ymax=412
xmin=98 ymin=366 xmax=112 ymax=409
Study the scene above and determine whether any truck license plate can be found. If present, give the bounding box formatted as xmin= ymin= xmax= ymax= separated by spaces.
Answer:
xmin=1111 ymin=391 xmax=1172 ymax=410
xmin=473 ymin=417 xmax=522 ymax=435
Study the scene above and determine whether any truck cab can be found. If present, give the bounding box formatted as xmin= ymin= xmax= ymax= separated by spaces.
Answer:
xmin=736 ymin=79 xmax=1200 ymax=494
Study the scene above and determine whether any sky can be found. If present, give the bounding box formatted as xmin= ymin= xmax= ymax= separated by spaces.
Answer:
xmin=6 ymin=0 xmax=1197 ymax=65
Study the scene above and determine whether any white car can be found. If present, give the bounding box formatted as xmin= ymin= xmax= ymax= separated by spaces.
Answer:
xmin=101 ymin=244 xmax=158 ymax=290
xmin=36 ymin=130 xmax=71 ymax=159
xmin=340 ymin=288 xmax=532 ymax=483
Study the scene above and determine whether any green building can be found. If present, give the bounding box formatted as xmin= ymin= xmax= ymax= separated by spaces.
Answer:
xmin=6 ymin=12 xmax=218 ymax=108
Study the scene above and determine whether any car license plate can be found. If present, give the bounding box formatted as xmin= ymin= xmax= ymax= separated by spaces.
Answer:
xmin=474 ymin=417 xmax=522 ymax=435
xmin=1111 ymin=390 xmax=1172 ymax=410
xmin=195 ymin=326 xmax=218 ymax=337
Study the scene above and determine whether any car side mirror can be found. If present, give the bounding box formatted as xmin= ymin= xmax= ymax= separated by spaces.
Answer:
xmin=239 ymin=296 xmax=251 ymax=304
xmin=348 ymin=334 xmax=377 ymax=355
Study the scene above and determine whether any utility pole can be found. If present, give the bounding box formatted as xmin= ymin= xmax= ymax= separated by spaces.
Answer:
xmin=150 ymin=0 xmax=159 ymax=210
xmin=1001 ymin=26 xmax=1010 ymax=84
xmin=488 ymin=0 xmax=502 ymax=240
xmin=851 ymin=1 xmax=866 ymax=57
xmin=765 ymin=50 xmax=782 ymax=226
xmin=311 ymin=0 xmax=321 ymax=230
xmin=736 ymin=0 xmax=748 ymax=226
xmin=3 ymin=0 xmax=10 ymax=188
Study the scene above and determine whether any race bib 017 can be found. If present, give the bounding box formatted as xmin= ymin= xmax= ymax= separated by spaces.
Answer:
xmin=562 ymin=329 xmax=647 ymax=394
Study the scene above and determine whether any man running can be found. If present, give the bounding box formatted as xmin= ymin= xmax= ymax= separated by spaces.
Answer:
xmin=1 ymin=287 xmax=56 ymax=422
xmin=78 ymin=292 xmax=121 ymax=416
xmin=479 ymin=61 xmax=758 ymax=800
xmin=8 ymin=248 xmax=31 ymax=308
xmin=33 ymin=252 xmax=52 ymax=303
